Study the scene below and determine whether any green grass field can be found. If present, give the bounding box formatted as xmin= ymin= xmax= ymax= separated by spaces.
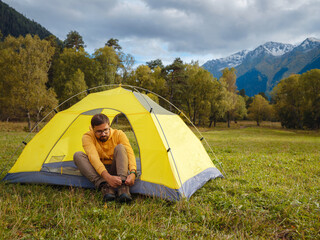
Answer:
xmin=0 ymin=122 xmax=319 ymax=239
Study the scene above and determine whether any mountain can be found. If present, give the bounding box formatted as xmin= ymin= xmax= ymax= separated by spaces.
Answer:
xmin=0 ymin=0 xmax=52 ymax=39
xmin=202 ymin=38 xmax=320 ymax=96
xmin=202 ymin=50 xmax=249 ymax=78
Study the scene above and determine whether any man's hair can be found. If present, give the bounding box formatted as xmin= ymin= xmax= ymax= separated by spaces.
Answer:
xmin=91 ymin=114 xmax=110 ymax=128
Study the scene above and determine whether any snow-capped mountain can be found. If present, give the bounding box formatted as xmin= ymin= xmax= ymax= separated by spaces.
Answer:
xmin=202 ymin=50 xmax=249 ymax=73
xmin=247 ymin=42 xmax=294 ymax=58
xmin=294 ymin=37 xmax=320 ymax=52
xmin=203 ymin=41 xmax=295 ymax=78
xmin=202 ymin=37 xmax=320 ymax=96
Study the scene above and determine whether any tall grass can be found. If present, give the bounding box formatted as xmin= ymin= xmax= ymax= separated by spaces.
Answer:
xmin=1 ymin=122 xmax=319 ymax=239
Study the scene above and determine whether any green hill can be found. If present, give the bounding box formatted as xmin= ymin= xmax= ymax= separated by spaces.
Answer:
xmin=0 ymin=0 xmax=52 ymax=39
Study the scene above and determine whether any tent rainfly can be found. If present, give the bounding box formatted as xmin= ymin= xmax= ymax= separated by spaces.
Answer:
xmin=2 ymin=87 xmax=223 ymax=201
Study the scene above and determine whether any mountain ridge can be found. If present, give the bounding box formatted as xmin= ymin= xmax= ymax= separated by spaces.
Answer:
xmin=203 ymin=38 xmax=320 ymax=96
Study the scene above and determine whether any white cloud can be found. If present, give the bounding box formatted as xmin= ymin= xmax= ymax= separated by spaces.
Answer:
xmin=3 ymin=0 xmax=320 ymax=65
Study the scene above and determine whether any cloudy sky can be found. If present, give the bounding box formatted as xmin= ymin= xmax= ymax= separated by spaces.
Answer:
xmin=3 ymin=0 xmax=320 ymax=66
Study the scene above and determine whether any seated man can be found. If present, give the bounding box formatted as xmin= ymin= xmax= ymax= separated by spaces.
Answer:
xmin=74 ymin=113 xmax=137 ymax=203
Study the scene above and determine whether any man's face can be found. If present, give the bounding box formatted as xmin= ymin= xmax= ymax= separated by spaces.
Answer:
xmin=93 ymin=123 xmax=110 ymax=142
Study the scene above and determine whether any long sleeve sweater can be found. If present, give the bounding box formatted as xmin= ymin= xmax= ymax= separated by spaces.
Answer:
xmin=82 ymin=128 xmax=136 ymax=175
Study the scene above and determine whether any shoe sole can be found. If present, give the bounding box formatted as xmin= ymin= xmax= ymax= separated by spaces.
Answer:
xmin=118 ymin=193 xmax=132 ymax=203
xmin=103 ymin=194 xmax=116 ymax=202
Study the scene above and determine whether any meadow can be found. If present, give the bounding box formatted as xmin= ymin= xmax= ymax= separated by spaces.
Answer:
xmin=0 ymin=121 xmax=319 ymax=239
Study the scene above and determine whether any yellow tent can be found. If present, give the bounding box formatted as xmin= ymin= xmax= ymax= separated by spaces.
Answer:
xmin=3 ymin=87 xmax=223 ymax=200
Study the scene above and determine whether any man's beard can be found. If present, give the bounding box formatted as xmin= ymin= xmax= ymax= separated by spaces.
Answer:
xmin=99 ymin=136 xmax=108 ymax=142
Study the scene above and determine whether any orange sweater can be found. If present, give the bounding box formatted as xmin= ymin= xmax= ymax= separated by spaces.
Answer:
xmin=82 ymin=128 xmax=136 ymax=175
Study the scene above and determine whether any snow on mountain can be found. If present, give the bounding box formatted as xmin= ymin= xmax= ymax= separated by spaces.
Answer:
xmin=216 ymin=49 xmax=249 ymax=67
xmin=247 ymin=42 xmax=295 ymax=59
xmin=202 ymin=37 xmax=320 ymax=97
xmin=262 ymin=41 xmax=295 ymax=56
xmin=202 ymin=50 xmax=249 ymax=73
xmin=202 ymin=37 xmax=320 ymax=84
xmin=295 ymin=37 xmax=320 ymax=51
xmin=203 ymin=42 xmax=295 ymax=74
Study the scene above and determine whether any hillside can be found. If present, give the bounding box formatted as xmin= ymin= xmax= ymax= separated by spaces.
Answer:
xmin=0 ymin=0 xmax=52 ymax=39
xmin=203 ymin=38 xmax=320 ymax=96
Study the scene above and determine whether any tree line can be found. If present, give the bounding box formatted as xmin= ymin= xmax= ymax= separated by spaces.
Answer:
xmin=0 ymin=31 xmax=319 ymax=130
xmin=0 ymin=1 xmax=52 ymax=39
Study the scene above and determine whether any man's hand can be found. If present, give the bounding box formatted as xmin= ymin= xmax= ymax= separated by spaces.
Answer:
xmin=125 ymin=173 xmax=135 ymax=186
xmin=102 ymin=171 xmax=122 ymax=188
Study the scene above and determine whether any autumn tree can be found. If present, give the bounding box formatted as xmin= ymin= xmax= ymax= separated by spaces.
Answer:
xmin=181 ymin=62 xmax=216 ymax=125
xmin=151 ymin=66 xmax=167 ymax=97
xmin=93 ymin=45 xmax=121 ymax=84
xmin=300 ymin=69 xmax=320 ymax=129
xmin=126 ymin=65 xmax=167 ymax=95
xmin=209 ymin=81 xmax=228 ymax=127
xmin=233 ymin=95 xmax=247 ymax=123
xmin=273 ymin=70 xmax=320 ymax=129
xmin=219 ymin=68 xmax=238 ymax=127
xmin=129 ymin=65 xmax=155 ymax=90
xmin=0 ymin=34 xmax=57 ymax=130
xmin=61 ymin=69 xmax=88 ymax=108
xmin=248 ymin=94 xmax=272 ymax=126
xmin=51 ymin=48 xmax=103 ymax=104
xmin=118 ymin=52 xmax=135 ymax=83
xmin=272 ymin=74 xmax=304 ymax=128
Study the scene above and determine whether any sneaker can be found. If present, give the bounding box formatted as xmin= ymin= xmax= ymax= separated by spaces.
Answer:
xmin=101 ymin=184 xmax=116 ymax=202
xmin=118 ymin=184 xmax=132 ymax=203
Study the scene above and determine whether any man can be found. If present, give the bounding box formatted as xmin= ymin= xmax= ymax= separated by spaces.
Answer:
xmin=74 ymin=113 xmax=137 ymax=203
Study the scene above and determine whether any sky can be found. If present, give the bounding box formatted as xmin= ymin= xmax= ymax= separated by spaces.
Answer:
xmin=3 ymin=0 xmax=320 ymax=66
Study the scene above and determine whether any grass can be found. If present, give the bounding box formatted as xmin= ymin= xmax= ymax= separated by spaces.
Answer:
xmin=1 ymin=122 xmax=320 ymax=239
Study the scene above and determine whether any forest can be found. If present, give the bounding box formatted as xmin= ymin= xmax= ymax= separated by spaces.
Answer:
xmin=0 ymin=31 xmax=319 ymax=130
xmin=0 ymin=0 xmax=52 ymax=39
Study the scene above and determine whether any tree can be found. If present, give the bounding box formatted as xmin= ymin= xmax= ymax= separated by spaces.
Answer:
xmin=299 ymin=69 xmax=320 ymax=129
xmin=45 ymin=35 xmax=64 ymax=88
xmin=152 ymin=66 xmax=167 ymax=97
xmin=105 ymin=38 xmax=122 ymax=51
xmin=93 ymin=45 xmax=121 ymax=84
xmin=258 ymin=92 xmax=268 ymax=100
xmin=182 ymin=63 xmax=215 ymax=125
xmin=272 ymin=74 xmax=304 ymax=129
xmin=209 ymin=81 xmax=228 ymax=127
xmin=0 ymin=34 xmax=57 ymax=130
xmin=219 ymin=68 xmax=237 ymax=127
xmin=62 ymin=69 xmax=87 ymax=108
xmin=63 ymin=30 xmax=85 ymax=50
xmin=233 ymin=95 xmax=247 ymax=123
xmin=130 ymin=65 xmax=155 ymax=90
xmin=146 ymin=59 xmax=164 ymax=70
xmin=239 ymin=89 xmax=246 ymax=97
xmin=221 ymin=67 xmax=237 ymax=92
xmin=118 ymin=53 xmax=135 ymax=83
xmin=52 ymin=48 xmax=103 ymax=104
xmin=163 ymin=58 xmax=186 ymax=109
xmin=272 ymin=70 xmax=320 ymax=129
xmin=248 ymin=95 xmax=272 ymax=126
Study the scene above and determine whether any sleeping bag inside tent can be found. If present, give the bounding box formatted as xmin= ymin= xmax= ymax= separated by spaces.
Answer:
xmin=2 ymin=87 xmax=223 ymax=201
